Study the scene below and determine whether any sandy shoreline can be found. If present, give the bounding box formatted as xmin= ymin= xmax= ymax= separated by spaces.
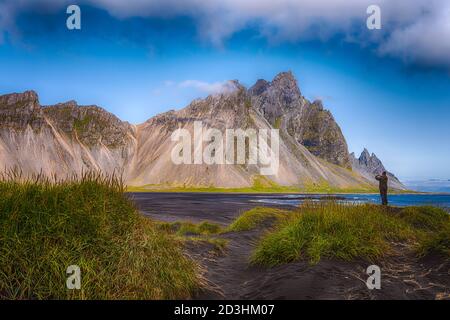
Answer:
xmin=128 ymin=192 xmax=295 ymax=225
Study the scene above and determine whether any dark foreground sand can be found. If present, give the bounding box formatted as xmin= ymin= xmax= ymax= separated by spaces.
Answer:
xmin=189 ymin=226 xmax=449 ymax=300
xmin=130 ymin=192 xmax=450 ymax=300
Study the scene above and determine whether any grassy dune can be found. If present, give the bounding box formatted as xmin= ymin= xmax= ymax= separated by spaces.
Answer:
xmin=227 ymin=207 xmax=291 ymax=232
xmin=0 ymin=172 xmax=199 ymax=299
xmin=230 ymin=203 xmax=450 ymax=267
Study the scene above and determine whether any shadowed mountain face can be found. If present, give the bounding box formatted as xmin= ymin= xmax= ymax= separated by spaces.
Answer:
xmin=249 ymin=72 xmax=351 ymax=169
xmin=0 ymin=72 xmax=404 ymax=190
xmin=350 ymin=149 xmax=405 ymax=190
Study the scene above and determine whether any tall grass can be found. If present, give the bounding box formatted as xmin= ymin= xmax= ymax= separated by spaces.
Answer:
xmin=249 ymin=202 xmax=449 ymax=266
xmin=399 ymin=206 xmax=450 ymax=257
xmin=0 ymin=170 xmax=199 ymax=299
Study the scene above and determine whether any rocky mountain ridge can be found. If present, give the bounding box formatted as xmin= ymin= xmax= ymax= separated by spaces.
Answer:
xmin=249 ymin=72 xmax=351 ymax=169
xmin=0 ymin=72 xmax=405 ymax=190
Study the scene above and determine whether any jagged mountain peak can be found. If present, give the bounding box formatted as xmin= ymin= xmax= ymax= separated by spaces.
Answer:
xmin=311 ymin=99 xmax=325 ymax=110
xmin=358 ymin=148 xmax=383 ymax=169
xmin=0 ymin=90 xmax=40 ymax=114
xmin=0 ymin=90 xmax=39 ymax=106
xmin=272 ymin=71 xmax=298 ymax=89
xmin=371 ymin=152 xmax=382 ymax=163
xmin=248 ymin=79 xmax=269 ymax=96
xmin=351 ymin=148 xmax=405 ymax=190
xmin=359 ymin=148 xmax=371 ymax=164
xmin=249 ymin=72 xmax=350 ymax=168
xmin=272 ymin=71 xmax=301 ymax=101
xmin=361 ymin=148 xmax=370 ymax=156
xmin=0 ymin=90 xmax=44 ymax=129
xmin=272 ymin=70 xmax=295 ymax=82
xmin=249 ymin=71 xmax=302 ymax=109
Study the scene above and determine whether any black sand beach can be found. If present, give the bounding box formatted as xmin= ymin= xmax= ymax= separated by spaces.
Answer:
xmin=130 ymin=192 xmax=450 ymax=300
xmin=128 ymin=192 xmax=296 ymax=225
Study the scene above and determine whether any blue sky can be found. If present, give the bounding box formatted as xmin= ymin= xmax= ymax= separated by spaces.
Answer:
xmin=0 ymin=1 xmax=450 ymax=181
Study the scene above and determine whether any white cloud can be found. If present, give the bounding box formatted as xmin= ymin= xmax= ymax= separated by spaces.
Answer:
xmin=0 ymin=2 xmax=14 ymax=44
xmin=379 ymin=3 xmax=450 ymax=68
xmin=91 ymin=0 xmax=450 ymax=69
xmin=179 ymin=80 xmax=238 ymax=94
xmin=1 ymin=0 xmax=450 ymax=69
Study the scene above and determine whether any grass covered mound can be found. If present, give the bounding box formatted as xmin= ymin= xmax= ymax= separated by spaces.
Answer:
xmin=248 ymin=203 xmax=449 ymax=267
xmin=0 ymin=172 xmax=199 ymax=299
xmin=227 ymin=207 xmax=290 ymax=232
xmin=155 ymin=221 xmax=228 ymax=254
xmin=157 ymin=220 xmax=223 ymax=236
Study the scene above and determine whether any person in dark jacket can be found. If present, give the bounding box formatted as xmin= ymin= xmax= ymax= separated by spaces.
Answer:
xmin=375 ymin=171 xmax=389 ymax=205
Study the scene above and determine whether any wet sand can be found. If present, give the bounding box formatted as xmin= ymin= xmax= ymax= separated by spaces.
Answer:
xmin=130 ymin=192 xmax=450 ymax=300
xmin=127 ymin=192 xmax=296 ymax=225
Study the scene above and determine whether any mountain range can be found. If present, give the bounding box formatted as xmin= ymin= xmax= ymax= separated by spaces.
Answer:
xmin=0 ymin=71 xmax=405 ymax=190
xmin=403 ymin=179 xmax=450 ymax=193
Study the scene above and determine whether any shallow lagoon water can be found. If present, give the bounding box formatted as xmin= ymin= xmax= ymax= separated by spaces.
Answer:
xmin=252 ymin=193 xmax=450 ymax=211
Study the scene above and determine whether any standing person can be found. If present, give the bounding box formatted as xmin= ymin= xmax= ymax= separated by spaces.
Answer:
xmin=375 ymin=171 xmax=389 ymax=205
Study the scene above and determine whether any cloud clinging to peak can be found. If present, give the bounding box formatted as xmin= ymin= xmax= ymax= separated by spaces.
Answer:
xmin=178 ymin=80 xmax=238 ymax=95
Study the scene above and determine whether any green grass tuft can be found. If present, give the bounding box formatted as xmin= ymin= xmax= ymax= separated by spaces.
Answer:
xmin=157 ymin=220 xmax=223 ymax=236
xmin=186 ymin=237 xmax=229 ymax=254
xmin=0 ymin=171 xmax=199 ymax=299
xmin=247 ymin=203 xmax=449 ymax=267
xmin=303 ymin=180 xmax=377 ymax=194
xmin=227 ymin=207 xmax=290 ymax=232
xmin=251 ymin=203 xmax=415 ymax=266
xmin=399 ymin=206 xmax=450 ymax=257
xmin=398 ymin=206 xmax=449 ymax=231
xmin=127 ymin=175 xmax=304 ymax=193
